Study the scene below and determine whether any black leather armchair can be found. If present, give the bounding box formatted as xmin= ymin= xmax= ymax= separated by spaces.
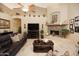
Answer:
xmin=33 ymin=40 xmax=54 ymax=53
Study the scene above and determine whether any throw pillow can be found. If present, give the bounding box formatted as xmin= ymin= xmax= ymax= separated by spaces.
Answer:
xmin=42 ymin=38 xmax=48 ymax=42
xmin=11 ymin=34 xmax=20 ymax=42
xmin=17 ymin=33 xmax=23 ymax=40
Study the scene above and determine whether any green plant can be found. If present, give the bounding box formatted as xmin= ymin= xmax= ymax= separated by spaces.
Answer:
xmin=40 ymin=30 xmax=44 ymax=39
xmin=41 ymin=30 xmax=44 ymax=34
xmin=60 ymin=29 xmax=69 ymax=38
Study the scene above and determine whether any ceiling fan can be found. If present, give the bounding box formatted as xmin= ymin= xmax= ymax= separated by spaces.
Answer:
xmin=16 ymin=3 xmax=35 ymax=12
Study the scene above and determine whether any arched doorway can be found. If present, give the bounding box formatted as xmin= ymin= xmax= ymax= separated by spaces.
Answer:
xmin=12 ymin=18 xmax=21 ymax=33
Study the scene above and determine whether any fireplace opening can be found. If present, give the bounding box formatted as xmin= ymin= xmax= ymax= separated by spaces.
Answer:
xmin=50 ymin=30 xmax=59 ymax=35
xmin=27 ymin=23 xmax=39 ymax=39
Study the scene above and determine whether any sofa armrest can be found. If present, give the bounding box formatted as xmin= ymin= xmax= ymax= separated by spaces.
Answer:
xmin=9 ymin=41 xmax=19 ymax=51
xmin=5 ymin=41 xmax=20 ymax=55
xmin=0 ymin=53 xmax=9 ymax=56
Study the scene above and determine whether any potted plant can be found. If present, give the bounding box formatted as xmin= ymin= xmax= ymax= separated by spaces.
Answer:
xmin=60 ymin=29 xmax=69 ymax=38
xmin=40 ymin=30 xmax=44 ymax=39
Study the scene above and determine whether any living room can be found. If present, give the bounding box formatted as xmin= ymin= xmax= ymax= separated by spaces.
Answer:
xmin=0 ymin=3 xmax=79 ymax=56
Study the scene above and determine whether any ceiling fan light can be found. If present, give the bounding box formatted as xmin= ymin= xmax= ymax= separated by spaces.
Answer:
xmin=22 ymin=9 xmax=28 ymax=12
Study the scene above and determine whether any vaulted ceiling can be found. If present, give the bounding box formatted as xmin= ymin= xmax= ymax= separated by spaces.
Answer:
xmin=2 ymin=3 xmax=51 ymax=10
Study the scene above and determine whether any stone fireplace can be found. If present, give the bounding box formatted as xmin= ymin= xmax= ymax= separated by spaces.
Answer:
xmin=47 ymin=24 xmax=67 ymax=35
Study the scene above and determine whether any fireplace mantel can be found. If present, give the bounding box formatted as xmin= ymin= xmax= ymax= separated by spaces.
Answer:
xmin=47 ymin=24 xmax=67 ymax=30
xmin=47 ymin=24 xmax=67 ymax=26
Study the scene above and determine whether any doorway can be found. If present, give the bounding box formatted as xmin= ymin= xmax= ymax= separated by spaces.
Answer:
xmin=12 ymin=18 xmax=21 ymax=33
xmin=27 ymin=23 xmax=39 ymax=39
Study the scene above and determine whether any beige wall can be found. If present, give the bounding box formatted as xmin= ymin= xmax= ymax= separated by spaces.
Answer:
xmin=47 ymin=3 xmax=68 ymax=24
xmin=21 ymin=16 xmax=27 ymax=34
xmin=68 ymin=3 xmax=79 ymax=19
xmin=11 ymin=16 xmax=27 ymax=34
xmin=25 ymin=5 xmax=48 ymax=37
xmin=1 ymin=3 xmax=79 ymax=35
xmin=47 ymin=3 xmax=79 ymax=30
xmin=11 ymin=3 xmax=79 ymax=34
xmin=0 ymin=12 xmax=12 ymax=33
xmin=0 ymin=3 xmax=26 ymax=33
xmin=0 ymin=3 xmax=14 ymax=33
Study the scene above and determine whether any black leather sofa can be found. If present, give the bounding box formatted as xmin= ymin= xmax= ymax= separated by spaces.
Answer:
xmin=33 ymin=40 xmax=54 ymax=53
xmin=0 ymin=32 xmax=13 ymax=36
xmin=0 ymin=32 xmax=27 ymax=56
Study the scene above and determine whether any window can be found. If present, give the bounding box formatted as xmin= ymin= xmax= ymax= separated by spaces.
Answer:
xmin=29 ymin=14 xmax=31 ymax=17
xmin=16 ymin=13 xmax=20 ymax=15
xmin=38 ymin=15 xmax=40 ymax=17
xmin=52 ymin=15 xmax=57 ymax=23
xmin=51 ymin=12 xmax=60 ymax=23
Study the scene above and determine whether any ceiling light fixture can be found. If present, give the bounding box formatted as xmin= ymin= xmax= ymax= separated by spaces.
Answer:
xmin=22 ymin=8 xmax=28 ymax=12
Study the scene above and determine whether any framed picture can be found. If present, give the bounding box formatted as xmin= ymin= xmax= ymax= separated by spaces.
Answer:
xmin=69 ymin=19 xmax=74 ymax=24
xmin=0 ymin=18 xmax=10 ymax=29
xmin=74 ymin=22 xmax=79 ymax=26
xmin=75 ymin=16 xmax=79 ymax=21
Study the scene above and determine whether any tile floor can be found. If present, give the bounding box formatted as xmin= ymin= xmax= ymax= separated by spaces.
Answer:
xmin=16 ymin=33 xmax=79 ymax=56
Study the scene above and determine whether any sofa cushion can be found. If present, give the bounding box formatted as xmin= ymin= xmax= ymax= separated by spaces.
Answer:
xmin=17 ymin=34 xmax=23 ymax=40
xmin=11 ymin=34 xmax=20 ymax=42
xmin=0 ymin=35 xmax=12 ymax=48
